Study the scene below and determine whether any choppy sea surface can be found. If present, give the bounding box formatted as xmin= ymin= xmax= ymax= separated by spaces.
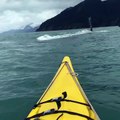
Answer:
xmin=0 ymin=27 xmax=120 ymax=120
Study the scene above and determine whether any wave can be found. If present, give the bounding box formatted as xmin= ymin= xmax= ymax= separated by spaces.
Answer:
xmin=96 ymin=30 xmax=109 ymax=33
xmin=37 ymin=29 xmax=91 ymax=41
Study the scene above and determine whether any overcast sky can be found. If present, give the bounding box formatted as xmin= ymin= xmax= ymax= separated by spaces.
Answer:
xmin=0 ymin=0 xmax=83 ymax=33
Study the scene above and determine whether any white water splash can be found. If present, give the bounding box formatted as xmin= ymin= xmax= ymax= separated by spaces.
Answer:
xmin=37 ymin=29 xmax=91 ymax=41
xmin=96 ymin=30 xmax=109 ymax=33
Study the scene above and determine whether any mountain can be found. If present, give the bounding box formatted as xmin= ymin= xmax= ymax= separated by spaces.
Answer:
xmin=2 ymin=24 xmax=39 ymax=34
xmin=37 ymin=0 xmax=120 ymax=31
xmin=22 ymin=24 xmax=39 ymax=32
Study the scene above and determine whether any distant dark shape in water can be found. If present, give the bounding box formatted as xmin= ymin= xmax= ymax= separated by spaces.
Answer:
xmin=88 ymin=17 xmax=93 ymax=31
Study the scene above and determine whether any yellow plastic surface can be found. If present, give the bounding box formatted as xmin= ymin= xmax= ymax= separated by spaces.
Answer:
xmin=26 ymin=56 xmax=100 ymax=120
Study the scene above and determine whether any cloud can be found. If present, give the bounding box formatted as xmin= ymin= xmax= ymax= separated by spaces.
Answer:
xmin=0 ymin=0 xmax=82 ymax=33
xmin=0 ymin=0 xmax=81 ymax=12
xmin=0 ymin=10 xmax=24 ymax=32
xmin=0 ymin=10 xmax=59 ymax=33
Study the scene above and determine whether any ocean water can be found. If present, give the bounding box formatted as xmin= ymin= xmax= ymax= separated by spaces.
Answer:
xmin=0 ymin=27 xmax=120 ymax=120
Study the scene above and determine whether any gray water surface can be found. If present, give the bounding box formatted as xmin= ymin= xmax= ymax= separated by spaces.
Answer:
xmin=0 ymin=27 xmax=120 ymax=120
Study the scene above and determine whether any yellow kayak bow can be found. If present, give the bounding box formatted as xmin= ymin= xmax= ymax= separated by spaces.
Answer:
xmin=25 ymin=56 xmax=100 ymax=120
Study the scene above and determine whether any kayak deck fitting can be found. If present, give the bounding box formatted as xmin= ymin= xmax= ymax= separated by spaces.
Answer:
xmin=25 ymin=56 xmax=100 ymax=120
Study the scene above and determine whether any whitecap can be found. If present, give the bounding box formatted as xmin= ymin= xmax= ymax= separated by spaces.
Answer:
xmin=37 ymin=29 xmax=91 ymax=41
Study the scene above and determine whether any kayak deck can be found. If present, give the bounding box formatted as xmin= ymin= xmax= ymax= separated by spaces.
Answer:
xmin=25 ymin=56 xmax=100 ymax=120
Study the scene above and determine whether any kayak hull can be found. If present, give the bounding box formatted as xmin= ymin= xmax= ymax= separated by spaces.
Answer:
xmin=25 ymin=56 xmax=100 ymax=120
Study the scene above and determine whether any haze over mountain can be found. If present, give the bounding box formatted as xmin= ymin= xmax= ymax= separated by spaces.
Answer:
xmin=1 ymin=24 xmax=39 ymax=34
xmin=37 ymin=0 xmax=120 ymax=31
